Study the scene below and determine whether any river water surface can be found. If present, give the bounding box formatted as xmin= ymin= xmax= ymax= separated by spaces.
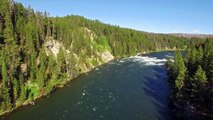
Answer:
xmin=4 ymin=51 xmax=175 ymax=120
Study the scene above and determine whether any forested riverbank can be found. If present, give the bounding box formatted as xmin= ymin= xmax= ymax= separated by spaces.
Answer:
xmin=166 ymin=40 xmax=213 ymax=120
xmin=0 ymin=0 xmax=209 ymax=116
xmin=3 ymin=51 xmax=175 ymax=120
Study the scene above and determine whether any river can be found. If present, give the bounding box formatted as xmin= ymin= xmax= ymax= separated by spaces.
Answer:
xmin=3 ymin=51 xmax=175 ymax=120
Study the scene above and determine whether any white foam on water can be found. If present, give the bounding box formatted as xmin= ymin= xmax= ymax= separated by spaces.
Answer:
xmin=92 ymin=107 xmax=97 ymax=111
xmin=82 ymin=89 xmax=86 ymax=96
xmin=119 ymin=60 xmax=125 ymax=63
xmin=126 ymin=55 xmax=168 ymax=66
xmin=165 ymin=55 xmax=174 ymax=58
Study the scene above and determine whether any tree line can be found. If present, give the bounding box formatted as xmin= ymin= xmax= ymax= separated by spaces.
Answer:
xmin=166 ymin=39 xmax=213 ymax=120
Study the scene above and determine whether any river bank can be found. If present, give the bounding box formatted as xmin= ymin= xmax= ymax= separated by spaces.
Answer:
xmin=3 ymin=51 xmax=175 ymax=120
xmin=0 ymin=49 xmax=179 ymax=117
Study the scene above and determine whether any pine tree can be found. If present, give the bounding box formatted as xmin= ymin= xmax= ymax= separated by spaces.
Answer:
xmin=36 ymin=48 xmax=47 ymax=89
xmin=19 ymin=73 xmax=26 ymax=101
xmin=47 ymin=53 xmax=56 ymax=79
xmin=57 ymin=47 xmax=66 ymax=78
xmin=12 ymin=78 xmax=19 ymax=105
xmin=196 ymin=46 xmax=204 ymax=66
xmin=191 ymin=66 xmax=207 ymax=104
xmin=67 ymin=50 xmax=78 ymax=78
xmin=174 ymin=51 xmax=187 ymax=99
xmin=188 ymin=48 xmax=197 ymax=76
xmin=29 ymin=53 xmax=36 ymax=82
xmin=0 ymin=61 xmax=12 ymax=111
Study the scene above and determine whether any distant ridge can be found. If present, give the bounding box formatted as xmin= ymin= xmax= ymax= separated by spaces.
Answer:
xmin=168 ymin=33 xmax=213 ymax=39
xmin=136 ymin=31 xmax=213 ymax=39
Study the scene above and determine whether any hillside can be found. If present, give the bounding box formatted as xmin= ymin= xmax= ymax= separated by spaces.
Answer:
xmin=169 ymin=33 xmax=213 ymax=39
xmin=0 ymin=0 xmax=209 ymax=116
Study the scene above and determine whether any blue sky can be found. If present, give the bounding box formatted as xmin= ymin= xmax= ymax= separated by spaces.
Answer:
xmin=15 ymin=0 xmax=213 ymax=34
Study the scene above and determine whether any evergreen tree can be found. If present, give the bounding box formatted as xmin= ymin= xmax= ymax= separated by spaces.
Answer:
xmin=191 ymin=66 xmax=207 ymax=104
xmin=36 ymin=48 xmax=47 ymax=88
xmin=196 ymin=46 xmax=204 ymax=66
xmin=174 ymin=52 xmax=187 ymax=99
xmin=19 ymin=73 xmax=26 ymax=101
xmin=12 ymin=78 xmax=19 ymax=104
xmin=167 ymin=40 xmax=213 ymax=119
xmin=57 ymin=47 xmax=67 ymax=78
xmin=0 ymin=61 xmax=12 ymax=111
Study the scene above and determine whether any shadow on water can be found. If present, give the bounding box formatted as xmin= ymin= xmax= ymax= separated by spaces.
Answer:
xmin=141 ymin=66 xmax=174 ymax=120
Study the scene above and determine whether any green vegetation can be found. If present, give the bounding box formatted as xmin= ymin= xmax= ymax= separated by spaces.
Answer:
xmin=0 ymin=0 xmax=207 ymax=116
xmin=166 ymin=39 xmax=213 ymax=119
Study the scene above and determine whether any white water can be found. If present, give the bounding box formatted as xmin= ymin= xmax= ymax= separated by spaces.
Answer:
xmin=126 ymin=55 xmax=167 ymax=66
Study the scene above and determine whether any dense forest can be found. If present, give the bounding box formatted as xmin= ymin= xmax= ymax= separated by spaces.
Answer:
xmin=166 ymin=39 xmax=213 ymax=120
xmin=0 ymin=0 xmax=208 ymax=116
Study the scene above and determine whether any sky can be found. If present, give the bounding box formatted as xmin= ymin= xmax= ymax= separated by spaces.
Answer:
xmin=14 ymin=0 xmax=213 ymax=34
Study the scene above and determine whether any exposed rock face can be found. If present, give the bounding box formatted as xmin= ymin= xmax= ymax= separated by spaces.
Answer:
xmin=20 ymin=64 xmax=27 ymax=73
xmin=82 ymin=27 xmax=97 ymax=41
xmin=44 ymin=37 xmax=70 ymax=57
xmin=44 ymin=28 xmax=114 ymax=76
xmin=44 ymin=39 xmax=62 ymax=57
xmin=100 ymin=50 xmax=114 ymax=63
